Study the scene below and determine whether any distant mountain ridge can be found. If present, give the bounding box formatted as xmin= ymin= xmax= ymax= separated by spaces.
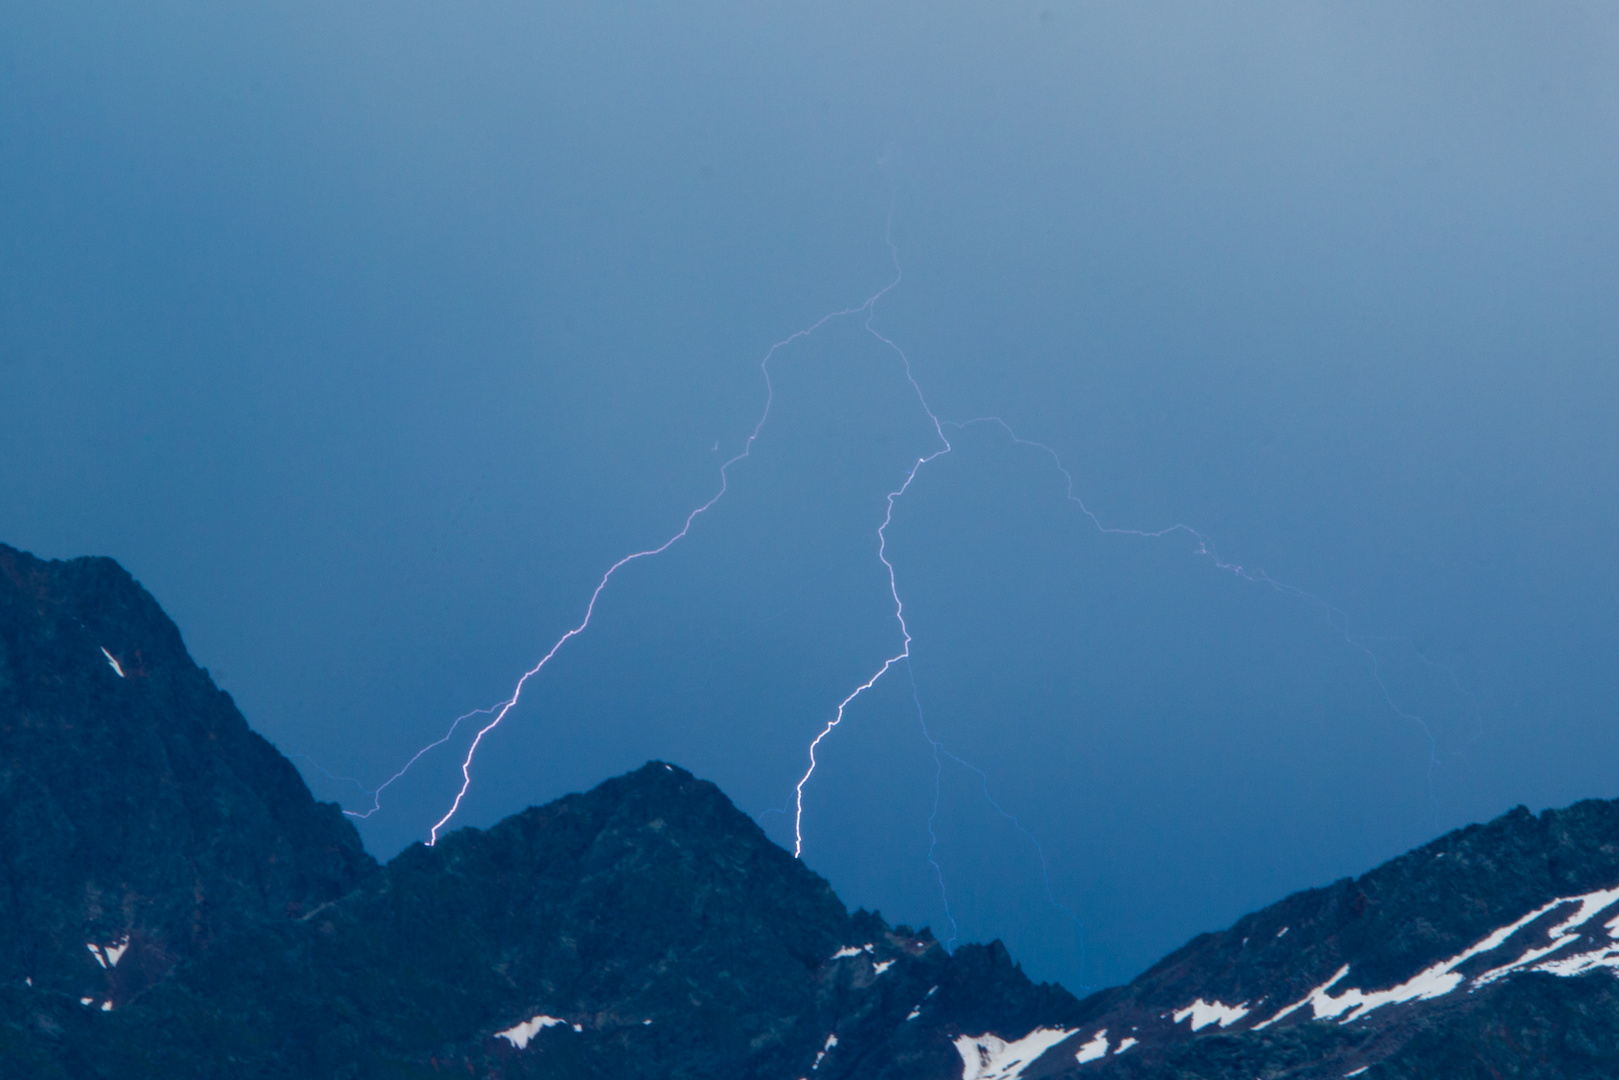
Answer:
xmin=1045 ymin=797 xmax=1619 ymax=1078
xmin=4 ymin=541 xmax=1619 ymax=1078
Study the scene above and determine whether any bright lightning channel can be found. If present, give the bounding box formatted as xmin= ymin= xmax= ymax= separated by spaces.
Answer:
xmin=337 ymin=282 xmax=905 ymax=845
xmin=326 ymin=211 xmax=1458 ymax=878
xmin=787 ymin=292 xmax=950 ymax=857
xmin=786 ymin=221 xmax=1455 ymax=882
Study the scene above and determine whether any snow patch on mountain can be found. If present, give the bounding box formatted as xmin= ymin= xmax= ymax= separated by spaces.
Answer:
xmin=495 ymin=1014 xmax=566 ymax=1049
xmin=954 ymin=1026 xmax=1077 ymax=1080
xmin=1073 ymin=1028 xmax=1109 ymax=1063
xmin=1172 ymin=998 xmax=1250 ymax=1030
xmin=1257 ymin=883 xmax=1619 ymax=1029
xmin=1473 ymin=886 xmax=1619 ymax=986
xmin=86 ymin=935 xmax=130 ymax=969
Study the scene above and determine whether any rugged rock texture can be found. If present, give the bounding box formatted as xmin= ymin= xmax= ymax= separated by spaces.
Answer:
xmin=79 ymin=761 xmax=1079 ymax=1078
xmin=0 ymin=544 xmax=374 ymax=1010
xmin=1013 ymin=797 xmax=1619 ymax=1078
xmin=8 ymin=541 xmax=1619 ymax=1079
xmin=0 ymin=546 xmax=1075 ymax=1078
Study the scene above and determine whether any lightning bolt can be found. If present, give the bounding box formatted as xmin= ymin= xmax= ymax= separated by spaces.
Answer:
xmin=420 ymin=292 xmax=920 ymax=845
xmin=785 ymin=215 xmax=1461 ymax=952
xmin=322 ymin=280 xmax=906 ymax=844
xmin=788 ymin=291 xmax=952 ymax=857
xmin=771 ymin=248 xmax=1090 ymax=982
xmin=310 ymin=203 xmax=1465 ymax=907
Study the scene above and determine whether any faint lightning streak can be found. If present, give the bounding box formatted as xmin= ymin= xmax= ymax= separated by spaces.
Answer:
xmin=907 ymin=659 xmax=959 ymax=951
xmin=422 ymin=291 xmax=901 ymax=845
xmin=907 ymin=657 xmax=1088 ymax=981
xmin=945 ymin=416 xmax=1445 ymax=822
xmin=947 ymin=746 xmax=1090 ymax=977
xmin=291 ymin=755 xmax=374 ymax=799
xmin=294 ymin=707 xmax=496 ymax=819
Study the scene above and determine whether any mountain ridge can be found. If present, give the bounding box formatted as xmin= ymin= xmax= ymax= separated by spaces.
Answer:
xmin=0 ymin=543 xmax=374 ymax=1011
xmin=6 ymin=542 xmax=1619 ymax=1078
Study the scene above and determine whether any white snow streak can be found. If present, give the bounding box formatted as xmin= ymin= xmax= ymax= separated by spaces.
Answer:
xmin=1172 ymin=998 xmax=1250 ymax=1031
xmin=1073 ymin=1029 xmax=1109 ymax=1063
xmin=495 ymin=1014 xmax=566 ymax=1050
xmin=1255 ymin=883 xmax=1619 ymax=1030
xmin=953 ymin=1027 xmax=1077 ymax=1080
xmin=1473 ymin=886 xmax=1619 ymax=986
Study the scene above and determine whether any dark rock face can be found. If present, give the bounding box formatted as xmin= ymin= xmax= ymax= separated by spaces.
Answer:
xmin=0 ymin=544 xmax=374 ymax=1011
xmin=7 ymin=541 xmax=1619 ymax=1079
xmin=110 ymin=763 xmax=1080 ymax=1079
xmin=0 ymin=545 xmax=1077 ymax=1078
xmin=1023 ymin=798 xmax=1619 ymax=1079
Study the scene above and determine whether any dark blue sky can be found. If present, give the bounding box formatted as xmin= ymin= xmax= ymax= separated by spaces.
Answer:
xmin=5 ymin=1 xmax=1619 ymax=989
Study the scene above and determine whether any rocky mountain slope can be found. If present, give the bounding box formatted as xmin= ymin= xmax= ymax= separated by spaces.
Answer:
xmin=0 ymin=545 xmax=372 ymax=1013
xmin=5 ymin=541 xmax=1619 ymax=1078
xmin=1025 ymin=798 xmax=1619 ymax=1079
xmin=0 ymin=545 xmax=1075 ymax=1078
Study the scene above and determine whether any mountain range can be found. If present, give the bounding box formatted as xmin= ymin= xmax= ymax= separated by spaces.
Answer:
xmin=4 ymin=541 xmax=1619 ymax=1078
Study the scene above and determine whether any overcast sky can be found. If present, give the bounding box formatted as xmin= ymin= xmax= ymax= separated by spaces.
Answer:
xmin=5 ymin=1 xmax=1619 ymax=989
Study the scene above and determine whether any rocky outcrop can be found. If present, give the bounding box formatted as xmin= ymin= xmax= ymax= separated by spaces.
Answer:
xmin=0 ymin=544 xmax=375 ymax=1017
xmin=0 ymin=545 xmax=1075 ymax=1078
xmin=110 ymin=761 xmax=1080 ymax=1078
xmin=7 ymin=541 xmax=1619 ymax=1079
xmin=1015 ymin=784 xmax=1619 ymax=1077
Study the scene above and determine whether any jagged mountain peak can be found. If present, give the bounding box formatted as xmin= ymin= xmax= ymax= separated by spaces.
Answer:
xmin=7 ymin=543 xmax=1619 ymax=1079
xmin=0 ymin=544 xmax=373 ymax=1011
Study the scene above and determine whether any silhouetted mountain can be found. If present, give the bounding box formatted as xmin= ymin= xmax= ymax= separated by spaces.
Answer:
xmin=0 ymin=544 xmax=373 ymax=1010
xmin=0 ymin=545 xmax=1075 ymax=1078
xmin=5 ymin=542 xmax=1619 ymax=1078
xmin=1031 ymin=798 xmax=1619 ymax=1079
